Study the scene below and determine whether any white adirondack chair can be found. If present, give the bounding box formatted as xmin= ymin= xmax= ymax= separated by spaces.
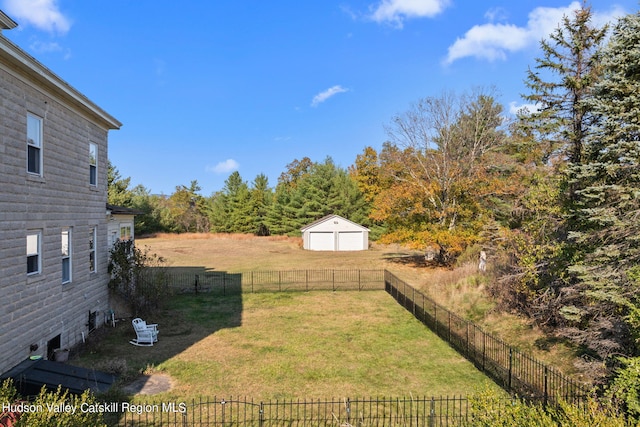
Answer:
xmin=129 ymin=318 xmax=159 ymax=346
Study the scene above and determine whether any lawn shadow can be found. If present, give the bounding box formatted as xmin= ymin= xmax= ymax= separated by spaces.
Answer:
xmin=73 ymin=266 xmax=243 ymax=400
xmin=382 ymin=251 xmax=428 ymax=268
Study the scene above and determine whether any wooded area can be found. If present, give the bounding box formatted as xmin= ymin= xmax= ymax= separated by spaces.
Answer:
xmin=108 ymin=6 xmax=640 ymax=419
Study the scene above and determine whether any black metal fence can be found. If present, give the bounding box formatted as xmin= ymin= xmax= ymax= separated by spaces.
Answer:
xmin=152 ymin=269 xmax=385 ymax=294
xmin=116 ymin=395 xmax=470 ymax=426
xmin=383 ymin=270 xmax=587 ymax=404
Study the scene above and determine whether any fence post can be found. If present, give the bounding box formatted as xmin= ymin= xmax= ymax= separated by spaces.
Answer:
xmin=508 ymin=348 xmax=513 ymax=392
xmin=306 ymin=270 xmax=309 ymax=292
xmin=332 ymin=270 xmax=336 ymax=291
xmin=434 ymin=303 xmax=438 ymax=336
xmin=466 ymin=322 xmax=470 ymax=358
xmin=412 ymin=287 xmax=416 ymax=315
xmin=482 ymin=333 xmax=486 ymax=372
xmin=346 ymin=398 xmax=351 ymax=424
xmin=358 ymin=270 xmax=361 ymax=291
xmin=259 ymin=402 xmax=265 ymax=427
xmin=429 ymin=397 xmax=435 ymax=427
xmin=544 ymin=366 xmax=549 ymax=407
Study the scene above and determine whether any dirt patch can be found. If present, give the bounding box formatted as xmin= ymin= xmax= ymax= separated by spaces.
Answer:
xmin=122 ymin=373 xmax=174 ymax=395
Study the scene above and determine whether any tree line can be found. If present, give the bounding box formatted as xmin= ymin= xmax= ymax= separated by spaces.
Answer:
xmin=109 ymin=5 xmax=640 ymax=417
xmin=108 ymin=156 xmax=379 ymax=238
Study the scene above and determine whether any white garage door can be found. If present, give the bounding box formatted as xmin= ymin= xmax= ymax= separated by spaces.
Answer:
xmin=309 ymin=232 xmax=335 ymax=251
xmin=337 ymin=231 xmax=363 ymax=251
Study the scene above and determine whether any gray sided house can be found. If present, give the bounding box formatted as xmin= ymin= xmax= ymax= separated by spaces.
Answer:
xmin=0 ymin=11 xmax=121 ymax=375
xmin=301 ymin=214 xmax=369 ymax=251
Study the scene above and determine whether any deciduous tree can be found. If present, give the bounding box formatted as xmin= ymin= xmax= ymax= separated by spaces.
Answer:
xmin=372 ymin=88 xmax=509 ymax=260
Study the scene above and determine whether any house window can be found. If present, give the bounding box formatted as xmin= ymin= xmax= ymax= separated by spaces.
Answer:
xmin=62 ymin=228 xmax=72 ymax=283
xmin=27 ymin=231 xmax=41 ymax=275
xmin=89 ymin=227 xmax=96 ymax=273
xmin=27 ymin=113 xmax=43 ymax=175
xmin=89 ymin=143 xmax=97 ymax=186
xmin=120 ymin=225 xmax=132 ymax=241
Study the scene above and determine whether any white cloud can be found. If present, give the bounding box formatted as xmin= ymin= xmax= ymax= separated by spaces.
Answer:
xmin=444 ymin=2 xmax=625 ymax=65
xmin=311 ymin=85 xmax=349 ymax=107
xmin=29 ymin=40 xmax=72 ymax=59
xmin=509 ymin=101 xmax=541 ymax=116
xmin=1 ymin=0 xmax=71 ymax=34
xmin=484 ymin=7 xmax=508 ymax=23
xmin=369 ymin=0 xmax=450 ymax=28
xmin=29 ymin=40 xmax=61 ymax=53
xmin=207 ymin=159 xmax=239 ymax=174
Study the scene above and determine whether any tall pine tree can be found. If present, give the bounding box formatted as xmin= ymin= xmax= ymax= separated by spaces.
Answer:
xmin=503 ymin=3 xmax=609 ymax=345
xmin=565 ymin=10 xmax=640 ymax=361
xmin=521 ymin=2 xmax=607 ymax=167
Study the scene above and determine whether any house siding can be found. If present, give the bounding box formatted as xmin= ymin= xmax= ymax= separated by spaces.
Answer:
xmin=0 ymin=30 xmax=118 ymax=374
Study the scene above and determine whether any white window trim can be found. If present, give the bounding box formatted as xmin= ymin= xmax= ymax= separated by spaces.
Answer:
xmin=62 ymin=228 xmax=72 ymax=284
xmin=27 ymin=230 xmax=42 ymax=275
xmin=27 ymin=113 xmax=43 ymax=176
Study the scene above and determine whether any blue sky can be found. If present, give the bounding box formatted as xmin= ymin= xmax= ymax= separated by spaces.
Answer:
xmin=1 ymin=0 xmax=636 ymax=195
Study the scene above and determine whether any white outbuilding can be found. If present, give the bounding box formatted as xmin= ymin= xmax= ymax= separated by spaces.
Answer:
xmin=301 ymin=214 xmax=369 ymax=251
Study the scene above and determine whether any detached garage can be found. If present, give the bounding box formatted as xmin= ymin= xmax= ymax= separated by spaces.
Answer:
xmin=301 ymin=215 xmax=369 ymax=251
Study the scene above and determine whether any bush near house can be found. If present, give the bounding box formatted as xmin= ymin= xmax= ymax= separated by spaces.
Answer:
xmin=0 ymin=379 xmax=106 ymax=427
xmin=108 ymin=239 xmax=171 ymax=316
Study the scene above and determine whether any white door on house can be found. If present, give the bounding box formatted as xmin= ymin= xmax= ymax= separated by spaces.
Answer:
xmin=337 ymin=231 xmax=362 ymax=251
xmin=309 ymin=232 xmax=335 ymax=251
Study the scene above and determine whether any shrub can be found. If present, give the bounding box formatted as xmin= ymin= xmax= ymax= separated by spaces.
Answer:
xmin=108 ymin=239 xmax=171 ymax=316
xmin=466 ymin=389 xmax=629 ymax=427
xmin=0 ymin=379 xmax=107 ymax=427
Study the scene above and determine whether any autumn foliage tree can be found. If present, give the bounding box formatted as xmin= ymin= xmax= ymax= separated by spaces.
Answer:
xmin=368 ymin=88 xmax=514 ymax=262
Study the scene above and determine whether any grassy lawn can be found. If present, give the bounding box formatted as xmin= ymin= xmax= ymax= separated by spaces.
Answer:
xmin=76 ymin=290 xmax=500 ymax=401
xmin=135 ymin=233 xmax=581 ymax=379
xmin=73 ymin=232 xmax=584 ymax=403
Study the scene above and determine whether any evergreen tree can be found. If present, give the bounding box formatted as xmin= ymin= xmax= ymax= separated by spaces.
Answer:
xmin=249 ymin=173 xmax=273 ymax=235
xmin=500 ymin=3 xmax=610 ymax=345
xmin=107 ymin=160 xmax=133 ymax=206
xmin=565 ymin=11 xmax=640 ymax=360
xmin=521 ymin=2 xmax=607 ymax=167
xmin=130 ymin=184 xmax=166 ymax=235
xmin=209 ymin=171 xmax=252 ymax=233
xmin=268 ymin=157 xmax=369 ymax=235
